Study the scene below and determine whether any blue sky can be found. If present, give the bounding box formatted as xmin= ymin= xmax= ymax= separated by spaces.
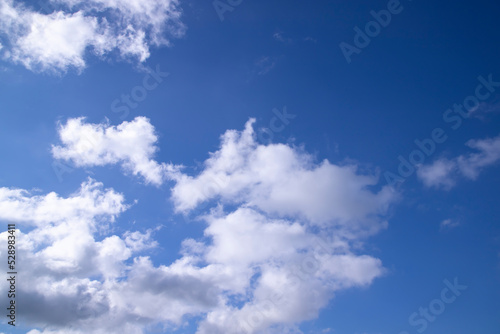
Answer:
xmin=0 ymin=0 xmax=499 ymax=333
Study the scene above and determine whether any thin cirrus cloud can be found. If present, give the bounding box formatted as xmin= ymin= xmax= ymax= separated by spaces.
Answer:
xmin=440 ymin=218 xmax=460 ymax=231
xmin=417 ymin=134 xmax=500 ymax=190
xmin=43 ymin=116 xmax=397 ymax=333
xmin=0 ymin=0 xmax=185 ymax=73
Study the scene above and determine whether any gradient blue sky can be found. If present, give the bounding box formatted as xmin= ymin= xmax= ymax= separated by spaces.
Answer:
xmin=0 ymin=0 xmax=500 ymax=333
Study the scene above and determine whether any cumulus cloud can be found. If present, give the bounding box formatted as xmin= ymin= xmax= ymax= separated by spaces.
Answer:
xmin=52 ymin=117 xmax=179 ymax=186
xmin=0 ymin=179 xmax=220 ymax=333
xmin=42 ymin=117 xmax=396 ymax=333
xmin=0 ymin=0 xmax=185 ymax=73
xmin=167 ymin=119 xmax=394 ymax=333
xmin=171 ymin=118 xmax=394 ymax=235
xmin=192 ymin=207 xmax=385 ymax=334
xmin=417 ymin=134 xmax=500 ymax=189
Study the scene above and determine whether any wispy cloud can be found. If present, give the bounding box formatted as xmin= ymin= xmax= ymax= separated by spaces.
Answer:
xmin=417 ymin=158 xmax=457 ymax=190
xmin=273 ymin=31 xmax=293 ymax=44
xmin=417 ymin=134 xmax=500 ymax=189
xmin=440 ymin=219 xmax=460 ymax=231
xmin=468 ymin=100 xmax=500 ymax=120
xmin=254 ymin=56 xmax=276 ymax=75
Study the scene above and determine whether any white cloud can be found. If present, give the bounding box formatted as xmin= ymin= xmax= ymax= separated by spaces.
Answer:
xmin=255 ymin=56 xmax=276 ymax=76
xmin=457 ymin=135 xmax=500 ymax=179
xmin=468 ymin=101 xmax=500 ymax=119
xmin=166 ymin=119 xmax=395 ymax=333
xmin=171 ymin=119 xmax=394 ymax=235
xmin=273 ymin=31 xmax=292 ymax=44
xmin=52 ymin=117 xmax=179 ymax=186
xmin=0 ymin=179 xmax=218 ymax=333
xmin=34 ymin=117 xmax=396 ymax=333
xmin=123 ymin=228 xmax=159 ymax=252
xmin=193 ymin=207 xmax=384 ymax=334
xmin=0 ymin=177 xmax=125 ymax=227
xmin=10 ymin=10 xmax=102 ymax=73
xmin=0 ymin=0 xmax=185 ymax=73
xmin=417 ymin=134 xmax=500 ymax=189
xmin=417 ymin=158 xmax=456 ymax=190
xmin=440 ymin=218 xmax=460 ymax=230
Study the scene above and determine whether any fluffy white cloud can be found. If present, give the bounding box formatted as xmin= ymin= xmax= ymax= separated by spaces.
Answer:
xmin=165 ymin=120 xmax=394 ymax=333
xmin=171 ymin=119 xmax=394 ymax=235
xmin=0 ymin=0 xmax=184 ymax=73
xmin=8 ymin=10 xmax=102 ymax=72
xmin=0 ymin=179 xmax=219 ymax=333
xmin=52 ymin=117 xmax=179 ymax=186
xmin=30 ymin=117 xmax=396 ymax=333
xmin=0 ymin=177 xmax=125 ymax=228
xmin=194 ymin=207 xmax=385 ymax=334
xmin=417 ymin=134 xmax=500 ymax=189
